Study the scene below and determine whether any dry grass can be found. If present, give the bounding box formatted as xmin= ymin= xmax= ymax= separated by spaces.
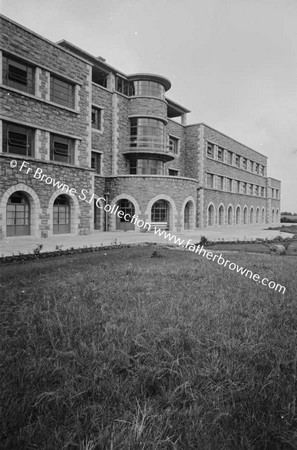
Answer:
xmin=1 ymin=246 xmax=297 ymax=449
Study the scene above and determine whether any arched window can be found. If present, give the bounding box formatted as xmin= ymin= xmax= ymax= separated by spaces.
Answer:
xmin=152 ymin=200 xmax=169 ymax=224
xmin=53 ymin=195 xmax=71 ymax=234
xmin=250 ymin=207 xmax=254 ymax=224
xmin=243 ymin=207 xmax=248 ymax=224
xmin=207 ymin=204 xmax=215 ymax=226
xmin=262 ymin=208 xmax=265 ymax=224
xmin=256 ymin=207 xmax=260 ymax=224
xmin=228 ymin=206 xmax=233 ymax=225
xmin=6 ymin=191 xmax=30 ymax=236
xmin=276 ymin=209 xmax=279 ymax=222
xmin=272 ymin=208 xmax=275 ymax=222
xmin=116 ymin=199 xmax=135 ymax=231
xmin=236 ymin=207 xmax=240 ymax=225
xmin=184 ymin=201 xmax=193 ymax=230
xmin=218 ymin=205 xmax=224 ymax=226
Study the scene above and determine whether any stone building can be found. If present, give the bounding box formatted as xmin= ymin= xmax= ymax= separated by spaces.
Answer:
xmin=0 ymin=15 xmax=281 ymax=239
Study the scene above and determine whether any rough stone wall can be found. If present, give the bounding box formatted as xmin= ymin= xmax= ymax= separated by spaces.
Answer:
xmin=164 ymin=119 xmax=186 ymax=176
xmin=0 ymin=155 xmax=93 ymax=238
xmin=116 ymin=93 xmax=130 ymax=175
xmin=128 ymin=97 xmax=167 ymax=118
xmin=91 ymin=84 xmax=113 ymax=176
xmin=203 ymin=188 xmax=267 ymax=228
xmin=0 ymin=16 xmax=92 ymax=168
xmin=106 ymin=175 xmax=198 ymax=232
xmin=184 ymin=125 xmax=200 ymax=180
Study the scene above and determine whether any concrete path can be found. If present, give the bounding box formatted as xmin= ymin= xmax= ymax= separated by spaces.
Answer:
xmin=0 ymin=225 xmax=294 ymax=257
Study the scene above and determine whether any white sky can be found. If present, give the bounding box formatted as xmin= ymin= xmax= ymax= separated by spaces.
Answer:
xmin=1 ymin=0 xmax=297 ymax=212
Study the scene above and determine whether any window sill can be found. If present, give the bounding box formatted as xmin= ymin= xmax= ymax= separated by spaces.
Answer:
xmin=1 ymin=85 xmax=79 ymax=114
xmin=91 ymin=128 xmax=104 ymax=135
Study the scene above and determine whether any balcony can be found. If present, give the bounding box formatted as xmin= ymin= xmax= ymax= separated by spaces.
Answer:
xmin=123 ymin=136 xmax=175 ymax=161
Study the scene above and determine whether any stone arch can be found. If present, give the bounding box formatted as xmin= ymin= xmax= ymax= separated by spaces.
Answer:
xmin=243 ymin=205 xmax=248 ymax=225
xmin=235 ymin=205 xmax=241 ymax=225
xmin=218 ymin=203 xmax=225 ymax=226
xmin=146 ymin=194 xmax=177 ymax=232
xmin=256 ymin=207 xmax=260 ymax=224
xmin=250 ymin=206 xmax=254 ymax=224
xmin=109 ymin=194 xmax=141 ymax=231
xmin=48 ymin=190 xmax=80 ymax=236
xmin=207 ymin=203 xmax=215 ymax=227
xmin=272 ymin=208 xmax=275 ymax=223
xmin=227 ymin=204 xmax=233 ymax=226
xmin=181 ymin=196 xmax=196 ymax=231
xmin=0 ymin=183 xmax=42 ymax=238
xmin=261 ymin=207 xmax=266 ymax=224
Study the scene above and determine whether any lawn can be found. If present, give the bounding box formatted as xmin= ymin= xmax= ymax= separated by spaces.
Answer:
xmin=1 ymin=245 xmax=297 ymax=449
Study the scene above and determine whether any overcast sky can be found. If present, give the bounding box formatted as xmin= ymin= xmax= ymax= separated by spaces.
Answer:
xmin=2 ymin=0 xmax=297 ymax=212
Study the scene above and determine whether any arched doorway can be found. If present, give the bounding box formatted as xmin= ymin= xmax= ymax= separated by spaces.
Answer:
xmin=151 ymin=200 xmax=170 ymax=227
xmin=256 ymin=208 xmax=260 ymax=224
xmin=207 ymin=204 xmax=215 ymax=226
xmin=218 ymin=205 xmax=224 ymax=226
xmin=250 ymin=207 xmax=254 ymax=224
xmin=53 ymin=195 xmax=71 ymax=234
xmin=184 ymin=201 xmax=192 ymax=230
xmin=227 ymin=206 xmax=233 ymax=225
xmin=235 ymin=207 xmax=240 ymax=225
xmin=6 ymin=191 xmax=30 ymax=236
xmin=116 ymin=199 xmax=135 ymax=231
xmin=243 ymin=207 xmax=248 ymax=225
xmin=94 ymin=199 xmax=102 ymax=230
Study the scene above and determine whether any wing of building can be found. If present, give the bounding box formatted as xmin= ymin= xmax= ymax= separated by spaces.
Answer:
xmin=0 ymin=15 xmax=281 ymax=239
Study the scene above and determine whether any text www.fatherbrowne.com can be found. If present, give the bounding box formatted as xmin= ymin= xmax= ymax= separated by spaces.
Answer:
xmin=12 ymin=159 xmax=286 ymax=294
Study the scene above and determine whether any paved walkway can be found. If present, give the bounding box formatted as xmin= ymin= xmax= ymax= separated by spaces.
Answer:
xmin=0 ymin=225 xmax=294 ymax=257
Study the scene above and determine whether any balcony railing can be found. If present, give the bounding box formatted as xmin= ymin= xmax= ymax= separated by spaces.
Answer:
xmin=127 ymin=136 xmax=175 ymax=154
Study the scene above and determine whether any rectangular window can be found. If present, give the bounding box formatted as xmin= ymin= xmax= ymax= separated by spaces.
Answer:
xmin=255 ymin=163 xmax=259 ymax=174
xmin=227 ymin=151 xmax=233 ymax=165
xmin=255 ymin=185 xmax=259 ymax=196
xmin=250 ymin=161 xmax=254 ymax=172
xmin=207 ymin=142 xmax=214 ymax=158
xmin=3 ymin=122 xmax=34 ymax=157
xmin=235 ymin=180 xmax=240 ymax=193
xmin=260 ymin=165 xmax=265 ymax=176
xmin=242 ymin=182 xmax=247 ymax=194
xmin=116 ymin=76 xmax=133 ymax=96
xmin=3 ymin=54 xmax=35 ymax=94
xmin=217 ymin=176 xmax=224 ymax=190
xmin=168 ymin=169 xmax=179 ymax=176
xmin=226 ymin=178 xmax=232 ymax=192
xmin=235 ymin=155 xmax=240 ymax=167
xmin=91 ymin=107 xmax=102 ymax=130
xmin=50 ymin=75 xmax=75 ymax=108
xmin=207 ymin=173 xmax=214 ymax=188
xmin=217 ymin=147 xmax=223 ymax=161
xmin=168 ymin=136 xmax=179 ymax=154
xmin=50 ymin=134 xmax=74 ymax=164
xmin=261 ymin=187 xmax=265 ymax=197
xmin=91 ymin=152 xmax=101 ymax=174
xmin=248 ymin=184 xmax=253 ymax=195
xmin=242 ymin=158 xmax=247 ymax=170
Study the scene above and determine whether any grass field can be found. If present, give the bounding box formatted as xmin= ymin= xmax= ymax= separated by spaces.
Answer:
xmin=1 ymin=245 xmax=297 ymax=449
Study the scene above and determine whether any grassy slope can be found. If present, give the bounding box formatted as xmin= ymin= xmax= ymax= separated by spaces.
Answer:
xmin=1 ymin=246 xmax=297 ymax=449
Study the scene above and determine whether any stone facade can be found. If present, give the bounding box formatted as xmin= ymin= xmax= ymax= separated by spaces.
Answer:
xmin=0 ymin=15 xmax=281 ymax=240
